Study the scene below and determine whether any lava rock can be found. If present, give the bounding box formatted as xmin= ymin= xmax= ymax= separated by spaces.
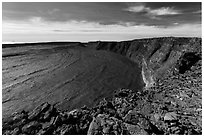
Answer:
xmin=42 ymin=122 xmax=51 ymax=130
xmin=41 ymin=102 xmax=51 ymax=112
xmin=3 ymin=130 xmax=13 ymax=135
xmin=153 ymin=113 xmax=161 ymax=122
xmin=50 ymin=116 xmax=56 ymax=125
xmin=123 ymin=110 xmax=140 ymax=125
xmin=43 ymin=105 xmax=57 ymax=121
xmin=67 ymin=109 xmax=82 ymax=119
xmin=28 ymin=107 xmax=42 ymax=120
xmin=13 ymin=112 xmax=27 ymax=122
xmin=40 ymin=125 xmax=55 ymax=135
xmin=177 ymin=52 xmax=201 ymax=74
xmin=12 ymin=127 xmax=21 ymax=135
xmin=123 ymin=123 xmax=149 ymax=135
xmin=22 ymin=121 xmax=42 ymax=134
xmin=60 ymin=124 xmax=77 ymax=135
xmin=164 ymin=112 xmax=178 ymax=121
xmin=87 ymin=117 xmax=102 ymax=135
xmin=53 ymin=115 xmax=62 ymax=126
xmin=114 ymin=89 xmax=132 ymax=97
xmin=87 ymin=114 xmax=122 ymax=135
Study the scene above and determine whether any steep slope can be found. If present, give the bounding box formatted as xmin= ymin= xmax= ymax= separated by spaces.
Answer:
xmin=2 ymin=43 xmax=144 ymax=120
xmin=86 ymin=37 xmax=201 ymax=85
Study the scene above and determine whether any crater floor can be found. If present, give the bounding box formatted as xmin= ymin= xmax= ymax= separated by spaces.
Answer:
xmin=2 ymin=44 xmax=144 ymax=120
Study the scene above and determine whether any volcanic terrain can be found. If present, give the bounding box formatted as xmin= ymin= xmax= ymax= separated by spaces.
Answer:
xmin=2 ymin=37 xmax=202 ymax=135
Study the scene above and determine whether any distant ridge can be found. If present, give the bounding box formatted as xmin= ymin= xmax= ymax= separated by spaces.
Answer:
xmin=3 ymin=36 xmax=201 ymax=48
xmin=2 ymin=41 xmax=83 ymax=48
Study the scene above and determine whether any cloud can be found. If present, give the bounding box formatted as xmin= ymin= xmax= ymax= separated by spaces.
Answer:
xmin=124 ymin=5 xmax=148 ymax=13
xmin=29 ymin=17 xmax=44 ymax=23
xmin=2 ymin=17 xmax=201 ymax=42
xmin=124 ymin=5 xmax=181 ymax=16
xmin=149 ymin=7 xmax=180 ymax=15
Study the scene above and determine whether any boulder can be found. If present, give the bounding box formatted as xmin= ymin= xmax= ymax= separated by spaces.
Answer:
xmin=123 ymin=123 xmax=149 ymax=135
xmin=87 ymin=114 xmax=122 ymax=135
xmin=164 ymin=112 xmax=178 ymax=121
xmin=123 ymin=110 xmax=140 ymax=125
xmin=22 ymin=121 xmax=41 ymax=134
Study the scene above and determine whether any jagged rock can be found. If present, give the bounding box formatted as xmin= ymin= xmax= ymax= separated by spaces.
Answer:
xmin=16 ymin=118 xmax=28 ymax=127
xmin=13 ymin=112 xmax=27 ymax=121
xmin=59 ymin=124 xmax=77 ymax=135
xmin=67 ymin=109 xmax=82 ymax=119
xmin=153 ymin=113 xmax=160 ymax=122
xmin=12 ymin=127 xmax=21 ymax=135
xmin=37 ymin=129 xmax=46 ymax=135
xmin=123 ymin=110 xmax=140 ymax=125
xmin=39 ymin=125 xmax=55 ymax=135
xmin=164 ymin=112 xmax=178 ymax=121
xmin=112 ymin=97 xmax=133 ymax=118
xmin=87 ymin=117 xmax=102 ymax=135
xmin=43 ymin=105 xmax=57 ymax=121
xmin=28 ymin=106 xmax=42 ymax=120
xmin=123 ymin=123 xmax=149 ymax=135
xmin=171 ymin=126 xmax=180 ymax=133
xmin=3 ymin=127 xmax=21 ymax=135
xmin=87 ymin=114 xmax=122 ymax=135
xmin=53 ymin=115 xmax=62 ymax=126
xmin=3 ymin=130 xmax=13 ymax=135
xmin=50 ymin=116 xmax=56 ymax=125
xmin=95 ymin=99 xmax=117 ymax=116
xmin=41 ymin=102 xmax=51 ymax=112
xmin=43 ymin=111 xmax=51 ymax=121
xmin=77 ymin=113 xmax=92 ymax=134
xmin=42 ymin=122 xmax=51 ymax=130
xmin=22 ymin=121 xmax=42 ymax=134
xmin=138 ymin=117 xmax=152 ymax=131
xmin=177 ymin=52 xmax=201 ymax=74
xmin=59 ymin=113 xmax=68 ymax=124
xmin=3 ymin=117 xmax=28 ymax=133
xmin=114 ymin=89 xmax=132 ymax=97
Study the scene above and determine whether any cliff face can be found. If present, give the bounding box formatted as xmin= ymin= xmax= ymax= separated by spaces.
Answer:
xmin=86 ymin=37 xmax=201 ymax=86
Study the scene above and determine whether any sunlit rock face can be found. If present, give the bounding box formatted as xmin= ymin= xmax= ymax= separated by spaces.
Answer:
xmin=2 ymin=44 xmax=144 ymax=120
xmin=141 ymin=58 xmax=155 ymax=88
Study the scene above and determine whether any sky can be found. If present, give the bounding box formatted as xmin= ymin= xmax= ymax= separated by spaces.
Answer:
xmin=2 ymin=2 xmax=202 ymax=42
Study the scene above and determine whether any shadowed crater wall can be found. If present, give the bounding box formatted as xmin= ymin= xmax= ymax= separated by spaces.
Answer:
xmin=86 ymin=37 xmax=201 ymax=83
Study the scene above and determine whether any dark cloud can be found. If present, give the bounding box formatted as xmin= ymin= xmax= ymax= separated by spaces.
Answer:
xmin=2 ymin=2 xmax=201 ymax=27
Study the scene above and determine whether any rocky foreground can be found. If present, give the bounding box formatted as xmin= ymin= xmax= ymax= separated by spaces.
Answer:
xmin=2 ymin=57 xmax=202 ymax=135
